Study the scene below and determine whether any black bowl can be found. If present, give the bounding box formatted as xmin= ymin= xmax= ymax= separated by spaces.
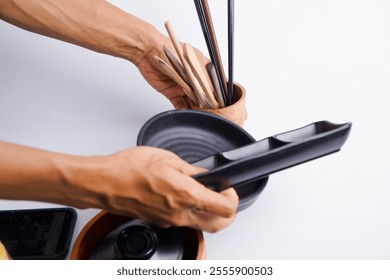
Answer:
xmin=137 ymin=110 xmax=268 ymax=211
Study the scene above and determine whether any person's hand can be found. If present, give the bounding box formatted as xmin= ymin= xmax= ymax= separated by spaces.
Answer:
xmin=135 ymin=34 xmax=210 ymax=109
xmin=84 ymin=146 xmax=238 ymax=233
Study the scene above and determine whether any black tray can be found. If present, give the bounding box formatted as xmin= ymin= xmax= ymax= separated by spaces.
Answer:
xmin=192 ymin=120 xmax=352 ymax=191
xmin=137 ymin=110 xmax=351 ymax=210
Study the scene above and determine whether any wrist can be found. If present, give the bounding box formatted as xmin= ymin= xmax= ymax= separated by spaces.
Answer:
xmin=57 ymin=154 xmax=106 ymax=210
xmin=119 ymin=17 xmax=164 ymax=64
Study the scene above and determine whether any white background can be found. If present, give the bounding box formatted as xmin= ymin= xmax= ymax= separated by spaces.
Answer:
xmin=1 ymin=0 xmax=389 ymax=259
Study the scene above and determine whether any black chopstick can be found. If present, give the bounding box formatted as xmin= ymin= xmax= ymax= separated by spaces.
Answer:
xmin=193 ymin=0 xmax=228 ymax=106
xmin=228 ymin=0 xmax=234 ymax=105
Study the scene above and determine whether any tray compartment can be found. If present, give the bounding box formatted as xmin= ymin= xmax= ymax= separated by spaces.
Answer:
xmin=274 ymin=121 xmax=345 ymax=142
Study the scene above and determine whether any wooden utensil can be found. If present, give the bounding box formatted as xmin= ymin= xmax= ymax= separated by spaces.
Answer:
xmin=163 ymin=46 xmax=188 ymax=84
xmin=206 ymin=62 xmax=226 ymax=107
xmin=154 ymin=55 xmax=197 ymax=105
xmin=183 ymin=43 xmax=219 ymax=109
xmin=164 ymin=21 xmax=207 ymax=108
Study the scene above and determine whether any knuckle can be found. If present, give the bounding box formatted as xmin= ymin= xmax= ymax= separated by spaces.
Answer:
xmin=168 ymin=211 xmax=187 ymax=227
xmin=206 ymin=223 xmax=223 ymax=233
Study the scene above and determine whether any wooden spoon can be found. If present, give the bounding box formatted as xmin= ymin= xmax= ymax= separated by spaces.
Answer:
xmin=163 ymin=46 xmax=188 ymax=84
xmin=164 ymin=21 xmax=207 ymax=108
xmin=183 ymin=43 xmax=219 ymax=109
xmin=154 ymin=56 xmax=197 ymax=104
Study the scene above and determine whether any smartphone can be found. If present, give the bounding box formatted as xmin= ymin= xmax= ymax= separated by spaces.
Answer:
xmin=0 ymin=207 xmax=77 ymax=260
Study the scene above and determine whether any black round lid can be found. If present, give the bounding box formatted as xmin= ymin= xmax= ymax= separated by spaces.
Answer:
xmin=88 ymin=219 xmax=184 ymax=260
xmin=115 ymin=224 xmax=158 ymax=260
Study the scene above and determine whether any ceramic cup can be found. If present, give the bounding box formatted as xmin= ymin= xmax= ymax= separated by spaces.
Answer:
xmin=200 ymin=83 xmax=247 ymax=127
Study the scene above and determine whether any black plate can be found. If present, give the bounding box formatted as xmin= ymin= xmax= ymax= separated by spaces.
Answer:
xmin=137 ymin=110 xmax=269 ymax=211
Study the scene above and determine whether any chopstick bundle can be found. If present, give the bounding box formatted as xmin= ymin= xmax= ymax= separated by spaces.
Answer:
xmin=156 ymin=0 xmax=235 ymax=110
xmin=193 ymin=0 xmax=228 ymax=106
xmin=155 ymin=21 xmax=221 ymax=109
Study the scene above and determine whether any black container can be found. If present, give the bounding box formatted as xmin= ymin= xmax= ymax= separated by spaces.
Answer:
xmin=137 ymin=110 xmax=269 ymax=211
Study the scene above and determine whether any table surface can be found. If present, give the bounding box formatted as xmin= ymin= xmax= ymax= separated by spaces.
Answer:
xmin=1 ymin=0 xmax=389 ymax=259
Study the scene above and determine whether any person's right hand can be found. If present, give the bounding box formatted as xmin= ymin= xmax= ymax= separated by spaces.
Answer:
xmin=135 ymin=33 xmax=211 ymax=109
xmin=80 ymin=146 xmax=239 ymax=233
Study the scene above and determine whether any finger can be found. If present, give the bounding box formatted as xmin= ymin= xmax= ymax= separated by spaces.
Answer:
xmin=194 ymin=186 xmax=239 ymax=218
xmin=170 ymin=96 xmax=189 ymax=109
xmin=177 ymin=163 xmax=239 ymax=218
xmin=176 ymin=176 xmax=238 ymax=218
xmin=189 ymin=208 xmax=236 ymax=233
xmin=159 ymin=86 xmax=190 ymax=109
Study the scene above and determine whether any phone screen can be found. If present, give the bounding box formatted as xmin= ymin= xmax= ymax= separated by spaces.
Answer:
xmin=0 ymin=207 xmax=77 ymax=260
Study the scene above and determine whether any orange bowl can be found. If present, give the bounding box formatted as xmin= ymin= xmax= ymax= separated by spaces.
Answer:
xmin=71 ymin=211 xmax=205 ymax=260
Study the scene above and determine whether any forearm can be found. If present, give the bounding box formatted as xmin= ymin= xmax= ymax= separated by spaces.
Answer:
xmin=0 ymin=0 xmax=161 ymax=63
xmin=0 ymin=141 xmax=98 ymax=208
xmin=0 ymin=141 xmax=238 ymax=232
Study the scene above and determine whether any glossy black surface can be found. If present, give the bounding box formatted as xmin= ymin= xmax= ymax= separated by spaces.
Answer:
xmin=193 ymin=121 xmax=352 ymax=191
xmin=0 ymin=208 xmax=77 ymax=260
xmin=137 ymin=110 xmax=255 ymax=162
xmin=89 ymin=219 xmax=184 ymax=260
xmin=137 ymin=110 xmax=269 ymax=211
